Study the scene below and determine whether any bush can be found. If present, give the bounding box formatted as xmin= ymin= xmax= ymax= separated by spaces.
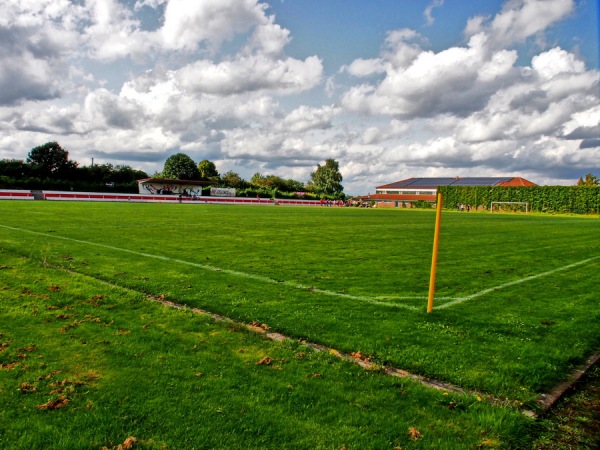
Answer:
xmin=414 ymin=200 xmax=434 ymax=209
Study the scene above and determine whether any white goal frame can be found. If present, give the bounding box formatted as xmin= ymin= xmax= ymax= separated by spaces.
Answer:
xmin=490 ymin=201 xmax=529 ymax=213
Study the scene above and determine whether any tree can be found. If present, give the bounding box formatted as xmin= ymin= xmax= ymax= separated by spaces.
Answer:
xmin=281 ymin=178 xmax=305 ymax=192
xmin=221 ymin=170 xmax=248 ymax=189
xmin=577 ymin=173 xmax=599 ymax=186
xmin=308 ymin=159 xmax=344 ymax=197
xmin=27 ymin=142 xmax=76 ymax=177
xmin=113 ymin=165 xmax=148 ymax=183
xmin=162 ymin=153 xmax=200 ymax=180
xmin=86 ymin=163 xmax=115 ymax=182
xmin=76 ymin=164 xmax=148 ymax=184
xmin=0 ymin=159 xmax=30 ymax=179
xmin=250 ymin=172 xmax=305 ymax=192
xmin=198 ymin=160 xmax=220 ymax=181
xmin=250 ymin=172 xmax=268 ymax=187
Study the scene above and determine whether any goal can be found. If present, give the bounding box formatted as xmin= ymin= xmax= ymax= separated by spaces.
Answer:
xmin=490 ymin=202 xmax=529 ymax=213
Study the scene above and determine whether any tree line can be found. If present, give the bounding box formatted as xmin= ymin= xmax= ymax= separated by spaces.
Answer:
xmin=0 ymin=142 xmax=148 ymax=193
xmin=143 ymin=152 xmax=344 ymax=199
xmin=0 ymin=143 xmax=345 ymax=198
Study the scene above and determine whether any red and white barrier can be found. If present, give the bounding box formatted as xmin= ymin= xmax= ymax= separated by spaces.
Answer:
xmin=0 ymin=189 xmax=326 ymax=206
xmin=0 ymin=189 xmax=34 ymax=200
xmin=38 ymin=191 xmax=322 ymax=206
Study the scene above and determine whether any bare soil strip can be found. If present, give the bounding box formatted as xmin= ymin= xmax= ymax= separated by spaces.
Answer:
xmin=536 ymin=353 xmax=600 ymax=413
xmin=145 ymin=295 xmax=599 ymax=419
xmin=148 ymin=295 xmax=539 ymax=415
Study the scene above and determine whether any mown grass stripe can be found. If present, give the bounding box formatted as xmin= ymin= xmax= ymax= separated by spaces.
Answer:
xmin=437 ymin=256 xmax=600 ymax=309
xmin=0 ymin=224 xmax=421 ymax=311
xmin=2 ymin=223 xmax=596 ymax=312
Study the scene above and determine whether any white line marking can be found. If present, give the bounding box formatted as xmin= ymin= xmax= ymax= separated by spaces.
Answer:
xmin=4 ymin=224 xmax=595 ymax=312
xmin=436 ymin=256 xmax=600 ymax=309
xmin=0 ymin=224 xmax=420 ymax=311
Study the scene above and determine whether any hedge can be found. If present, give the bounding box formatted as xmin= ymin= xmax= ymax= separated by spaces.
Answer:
xmin=438 ymin=185 xmax=600 ymax=214
xmin=0 ymin=176 xmax=139 ymax=193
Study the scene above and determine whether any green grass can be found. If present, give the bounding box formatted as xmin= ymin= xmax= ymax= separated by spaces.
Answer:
xmin=0 ymin=201 xmax=599 ymax=447
xmin=0 ymin=251 xmax=530 ymax=449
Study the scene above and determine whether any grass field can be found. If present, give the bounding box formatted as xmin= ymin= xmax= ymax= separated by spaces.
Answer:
xmin=1 ymin=201 xmax=599 ymax=448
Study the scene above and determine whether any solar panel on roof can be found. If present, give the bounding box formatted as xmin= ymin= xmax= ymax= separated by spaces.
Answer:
xmin=378 ymin=178 xmax=417 ymax=188
xmin=491 ymin=178 xmax=513 ymax=186
xmin=377 ymin=176 xmax=521 ymax=189
xmin=403 ymin=178 xmax=456 ymax=187
xmin=451 ymin=177 xmax=512 ymax=186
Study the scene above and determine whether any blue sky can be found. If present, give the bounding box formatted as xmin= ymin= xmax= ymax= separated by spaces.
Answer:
xmin=0 ymin=0 xmax=598 ymax=194
xmin=266 ymin=0 xmax=598 ymax=72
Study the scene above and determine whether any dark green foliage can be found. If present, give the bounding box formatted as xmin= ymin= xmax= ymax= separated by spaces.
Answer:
xmin=414 ymin=200 xmax=433 ymax=209
xmin=308 ymin=159 xmax=344 ymax=198
xmin=198 ymin=159 xmax=220 ymax=180
xmin=236 ymin=188 xmax=319 ymax=199
xmin=26 ymin=142 xmax=75 ymax=177
xmin=0 ymin=159 xmax=29 ymax=179
xmin=250 ymin=172 xmax=305 ymax=192
xmin=0 ymin=175 xmax=140 ymax=193
xmin=0 ymin=160 xmax=146 ymax=192
xmin=220 ymin=170 xmax=249 ymax=189
xmin=0 ymin=142 xmax=148 ymax=191
xmin=439 ymin=185 xmax=600 ymax=214
xmin=162 ymin=153 xmax=200 ymax=180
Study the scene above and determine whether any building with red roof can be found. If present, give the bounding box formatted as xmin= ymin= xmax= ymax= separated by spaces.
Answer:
xmin=355 ymin=177 xmax=536 ymax=208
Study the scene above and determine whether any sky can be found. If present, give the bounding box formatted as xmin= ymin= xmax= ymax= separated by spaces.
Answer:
xmin=0 ymin=0 xmax=598 ymax=194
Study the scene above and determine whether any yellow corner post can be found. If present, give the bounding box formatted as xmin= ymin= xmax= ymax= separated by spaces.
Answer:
xmin=427 ymin=193 xmax=443 ymax=313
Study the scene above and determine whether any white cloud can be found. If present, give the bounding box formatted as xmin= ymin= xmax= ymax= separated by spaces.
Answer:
xmin=83 ymin=0 xmax=155 ymax=61
xmin=134 ymin=0 xmax=167 ymax=10
xmin=279 ymin=105 xmax=338 ymax=133
xmin=243 ymin=16 xmax=290 ymax=57
xmin=531 ymin=47 xmax=585 ymax=79
xmin=160 ymin=0 xmax=266 ymax=52
xmin=561 ymin=105 xmax=600 ymax=136
xmin=465 ymin=0 xmax=575 ymax=48
xmin=361 ymin=120 xmax=410 ymax=145
xmin=341 ymin=32 xmax=519 ymax=118
xmin=177 ymin=55 xmax=322 ymax=96
xmin=0 ymin=0 xmax=597 ymax=194
xmin=424 ymin=0 xmax=444 ymax=26
xmin=0 ymin=51 xmax=61 ymax=105
xmin=83 ymin=88 xmax=145 ymax=130
xmin=9 ymin=103 xmax=83 ymax=135
xmin=342 ymin=58 xmax=385 ymax=77
xmin=0 ymin=0 xmax=84 ymax=105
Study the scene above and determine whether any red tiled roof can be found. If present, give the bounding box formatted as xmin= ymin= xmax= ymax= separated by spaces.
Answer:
xmin=376 ymin=177 xmax=537 ymax=189
xmin=496 ymin=177 xmax=537 ymax=186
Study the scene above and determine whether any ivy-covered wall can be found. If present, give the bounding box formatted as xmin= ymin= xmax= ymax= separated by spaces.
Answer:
xmin=437 ymin=186 xmax=600 ymax=214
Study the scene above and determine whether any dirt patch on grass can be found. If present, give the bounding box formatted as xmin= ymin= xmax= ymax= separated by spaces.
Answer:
xmin=534 ymin=366 xmax=600 ymax=449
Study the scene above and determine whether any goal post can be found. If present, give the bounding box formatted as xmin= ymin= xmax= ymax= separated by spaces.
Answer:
xmin=490 ymin=202 xmax=529 ymax=213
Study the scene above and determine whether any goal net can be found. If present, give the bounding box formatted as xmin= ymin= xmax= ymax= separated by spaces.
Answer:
xmin=490 ymin=202 xmax=529 ymax=213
